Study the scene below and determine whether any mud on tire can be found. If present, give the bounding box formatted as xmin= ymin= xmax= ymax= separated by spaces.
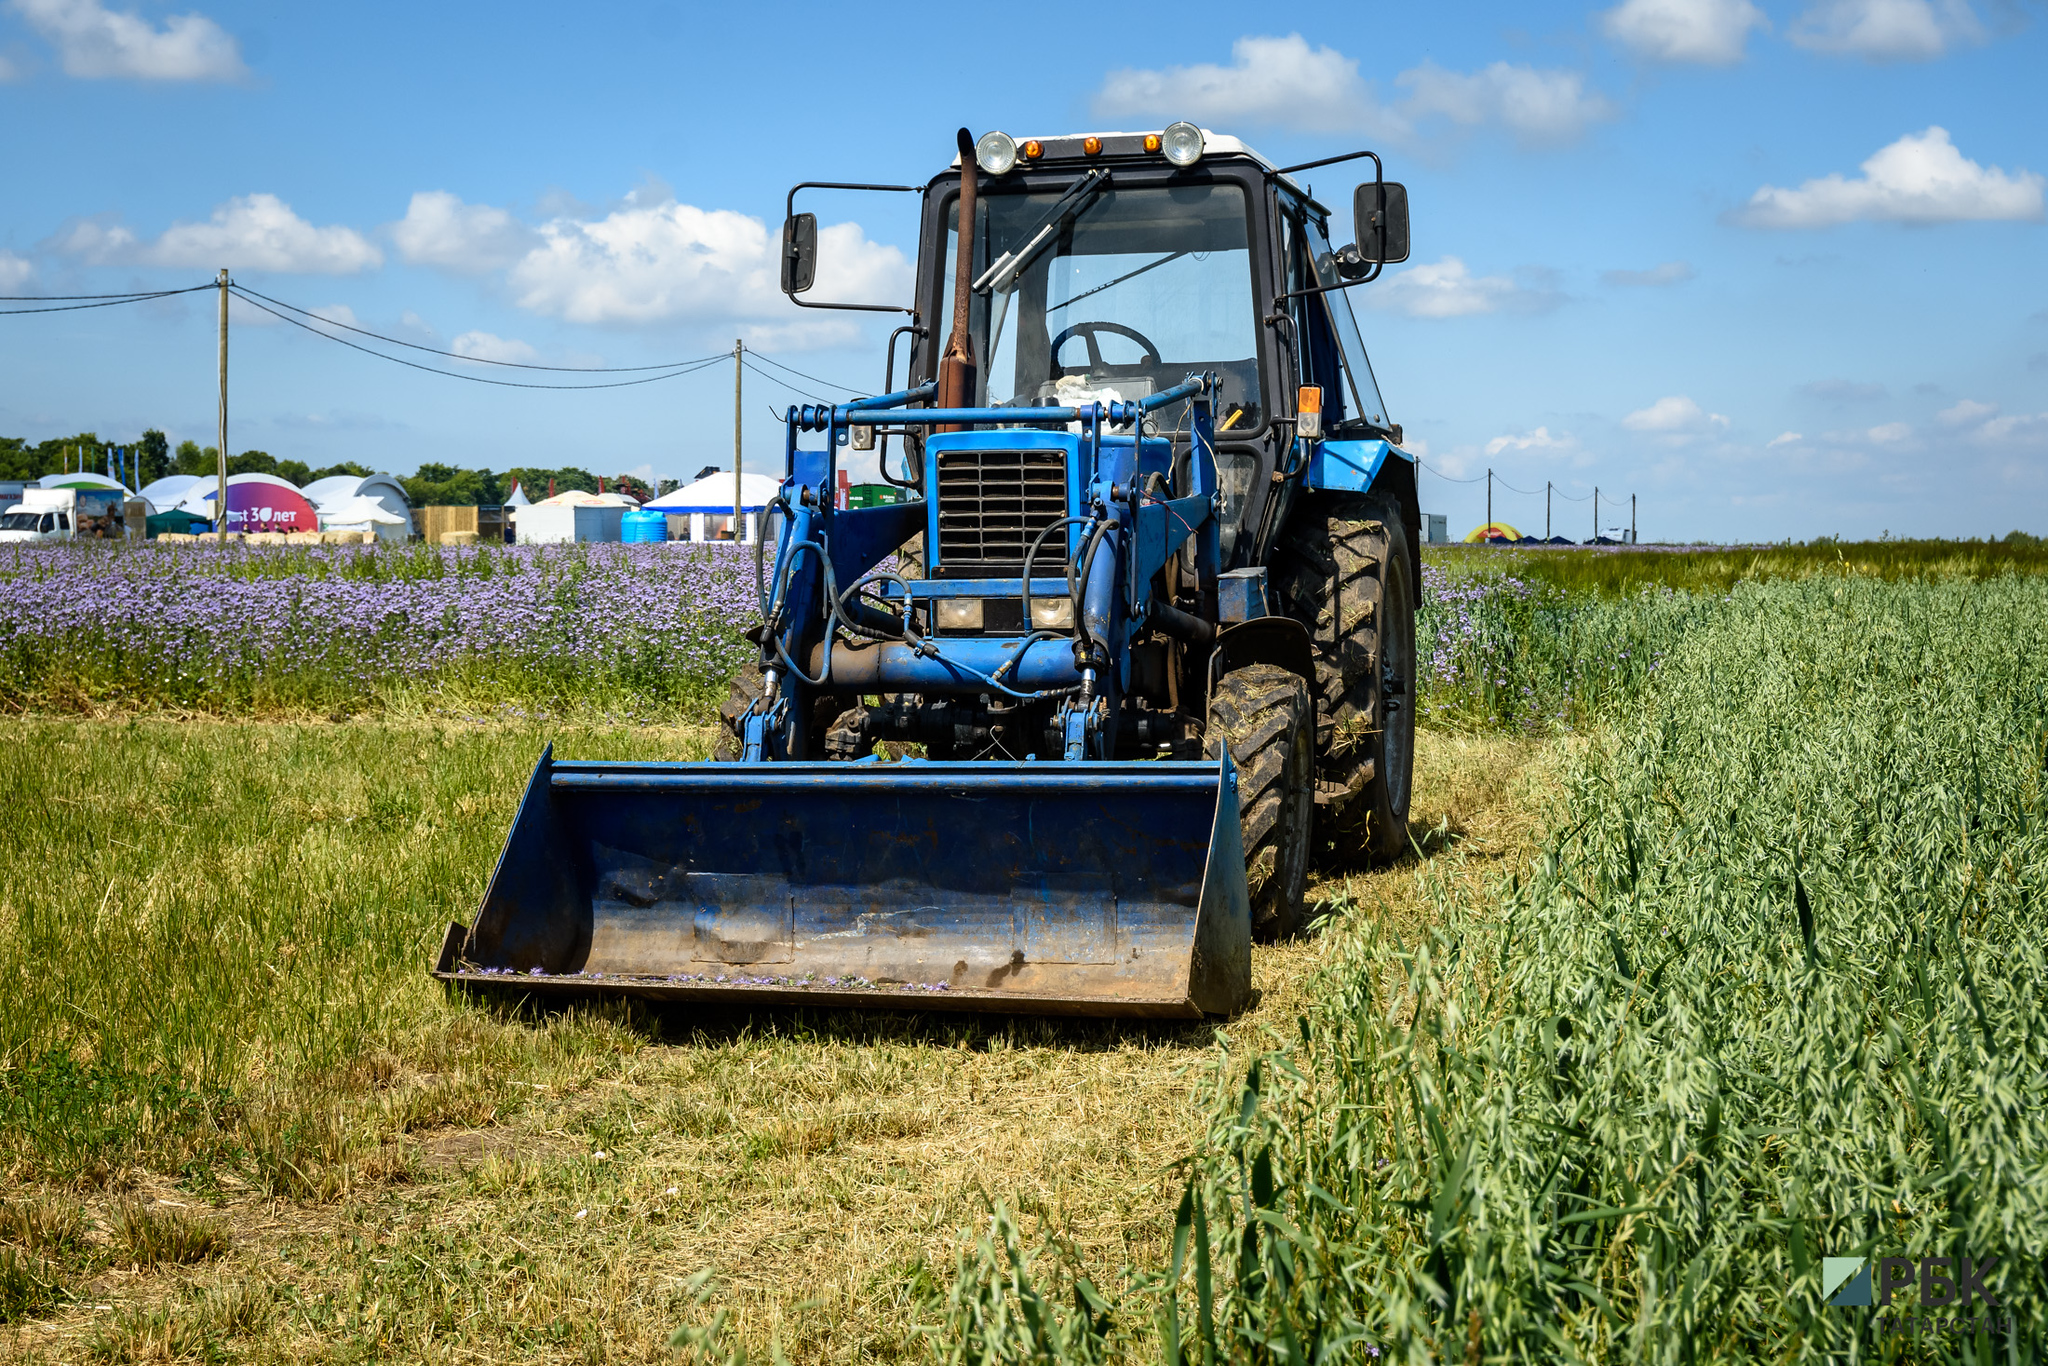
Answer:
xmin=1271 ymin=493 xmax=1416 ymax=863
xmin=1208 ymin=662 xmax=1314 ymax=940
xmin=713 ymin=662 xmax=849 ymax=761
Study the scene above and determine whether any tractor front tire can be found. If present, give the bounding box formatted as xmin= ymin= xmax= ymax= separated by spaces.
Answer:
xmin=1273 ymin=494 xmax=1416 ymax=864
xmin=713 ymin=662 xmax=847 ymax=761
xmin=1209 ymin=662 xmax=1315 ymax=940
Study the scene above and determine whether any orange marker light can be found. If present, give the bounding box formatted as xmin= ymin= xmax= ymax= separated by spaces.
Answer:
xmin=1143 ymin=133 xmax=1162 ymax=153
xmin=1022 ymin=139 xmax=1044 ymax=159
xmin=1082 ymin=136 xmax=1102 ymax=155
xmin=1296 ymin=386 xmax=1324 ymax=440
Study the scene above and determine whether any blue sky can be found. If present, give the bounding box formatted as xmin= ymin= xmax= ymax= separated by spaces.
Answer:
xmin=2 ymin=0 xmax=2043 ymax=541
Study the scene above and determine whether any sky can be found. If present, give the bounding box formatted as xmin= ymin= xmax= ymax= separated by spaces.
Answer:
xmin=1 ymin=0 xmax=2044 ymax=542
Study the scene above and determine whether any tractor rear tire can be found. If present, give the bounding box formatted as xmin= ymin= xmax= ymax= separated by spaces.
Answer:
xmin=1208 ymin=662 xmax=1314 ymax=940
xmin=1272 ymin=494 xmax=1416 ymax=864
xmin=713 ymin=662 xmax=847 ymax=761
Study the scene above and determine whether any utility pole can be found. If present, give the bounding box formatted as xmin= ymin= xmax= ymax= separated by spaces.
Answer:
xmin=216 ymin=268 xmax=229 ymax=543
xmin=1486 ymin=468 xmax=1493 ymax=535
xmin=1593 ymin=487 xmax=1599 ymax=544
xmin=1546 ymin=481 xmax=1552 ymax=541
xmin=1631 ymin=494 xmax=1637 ymax=545
xmin=732 ymin=338 xmax=744 ymax=543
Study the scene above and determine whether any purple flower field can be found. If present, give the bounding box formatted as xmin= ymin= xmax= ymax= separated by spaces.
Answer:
xmin=0 ymin=538 xmax=1707 ymax=728
xmin=0 ymin=540 xmax=761 ymax=712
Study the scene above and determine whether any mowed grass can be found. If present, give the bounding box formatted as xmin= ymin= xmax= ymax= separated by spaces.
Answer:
xmin=0 ymin=715 xmax=1558 ymax=1363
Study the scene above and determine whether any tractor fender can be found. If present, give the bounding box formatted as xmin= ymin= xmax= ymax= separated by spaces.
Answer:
xmin=1208 ymin=616 xmax=1315 ymax=691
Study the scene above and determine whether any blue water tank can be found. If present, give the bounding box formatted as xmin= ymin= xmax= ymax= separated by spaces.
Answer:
xmin=622 ymin=509 xmax=667 ymax=543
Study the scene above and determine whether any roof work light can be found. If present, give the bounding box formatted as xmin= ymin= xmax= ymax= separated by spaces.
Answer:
xmin=975 ymin=131 xmax=1017 ymax=175
xmin=1161 ymin=122 xmax=1204 ymax=167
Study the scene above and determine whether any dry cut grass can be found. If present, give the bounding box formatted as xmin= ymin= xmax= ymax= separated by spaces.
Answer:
xmin=0 ymin=717 xmax=1560 ymax=1364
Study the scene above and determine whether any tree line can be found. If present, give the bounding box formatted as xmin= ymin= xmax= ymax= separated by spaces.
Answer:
xmin=1 ymin=432 xmax=669 ymax=508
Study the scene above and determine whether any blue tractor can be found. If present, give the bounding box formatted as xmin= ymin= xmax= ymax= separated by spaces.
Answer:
xmin=439 ymin=125 xmax=1418 ymax=1018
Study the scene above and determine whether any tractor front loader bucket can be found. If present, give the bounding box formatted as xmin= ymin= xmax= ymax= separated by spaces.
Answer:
xmin=434 ymin=747 xmax=1252 ymax=1018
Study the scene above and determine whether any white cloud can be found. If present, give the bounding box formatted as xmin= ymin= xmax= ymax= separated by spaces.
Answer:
xmin=0 ymin=51 xmax=21 ymax=80
xmin=390 ymin=191 xmax=534 ymax=273
xmin=1767 ymin=431 xmax=1804 ymax=447
xmin=1365 ymin=256 xmax=1559 ymax=319
xmin=1977 ymin=412 xmax=2048 ymax=447
xmin=1395 ymin=61 xmax=1614 ymax=146
xmin=1734 ymin=127 xmax=2043 ymax=228
xmin=1602 ymin=260 xmax=1695 ymax=287
xmin=1092 ymin=35 xmax=1610 ymax=147
xmin=505 ymin=187 xmax=909 ymax=333
xmin=7 ymin=0 xmax=245 ymax=81
xmin=1789 ymin=0 xmax=1982 ymax=60
xmin=0 ymin=250 xmax=31 ymax=290
xmin=1484 ymin=426 xmax=1573 ymax=456
xmin=1600 ymin=0 xmax=1768 ymax=64
xmin=450 ymin=331 xmax=539 ymax=365
xmin=154 ymin=195 xmax=382 ymax=272
xmin=1938 ymin=398 xmax=1998 ymax=424
xmin=1866 ymin=420 xmax=1912 ymax=442
xmin=1094 ymin=34 xmax=1394 ymax=136
xmin=57 ymin=194 xmax=383 ymax=273
xmin=1623 ymin=394 xmax=1730 ymax=433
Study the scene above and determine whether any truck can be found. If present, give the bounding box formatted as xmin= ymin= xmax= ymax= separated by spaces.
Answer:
xmin=439 ymin=124 xmax=1418 ymax=1019
xmin=0 ymin=487 xmax=128 ymax=542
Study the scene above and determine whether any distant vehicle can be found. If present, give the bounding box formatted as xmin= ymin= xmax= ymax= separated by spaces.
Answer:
xmin=0 ymin=487 xmax=127 ymax=542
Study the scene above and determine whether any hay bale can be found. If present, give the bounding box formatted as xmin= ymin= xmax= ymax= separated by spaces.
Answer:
xmin=442 ymin=530 xmax=479 ymax=547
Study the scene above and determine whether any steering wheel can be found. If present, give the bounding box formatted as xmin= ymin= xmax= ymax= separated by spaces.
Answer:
xmin=1050 ymin=321 xmax=1162 ymax=374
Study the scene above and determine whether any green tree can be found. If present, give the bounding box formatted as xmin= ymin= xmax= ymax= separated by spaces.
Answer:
xmin=174 ymin=441 xmax=212 ymax=476
xmin=306 ymin=462 xmax=373 ymax=483
xmin=402 ymin=464 xmax=504 ymax=506
xmin=504 ymin=466 xmax=598 ymax=500
xmin=136 ymin=429 xmax=171 ymax=486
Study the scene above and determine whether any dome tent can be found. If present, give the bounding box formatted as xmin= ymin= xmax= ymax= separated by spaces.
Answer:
xmin=302 ymin=473 xmax=414 ymax=543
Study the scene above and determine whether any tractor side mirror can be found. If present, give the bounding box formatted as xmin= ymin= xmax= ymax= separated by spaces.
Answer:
xmin=1353 ymin=181 xmax=1410 ymax=265
xmin=781 ymin=212 xmax=818 ymax=295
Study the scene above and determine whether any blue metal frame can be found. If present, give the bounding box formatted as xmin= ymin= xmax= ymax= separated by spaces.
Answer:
xmin=1302 ymin=437 xmax=1414 ymax=495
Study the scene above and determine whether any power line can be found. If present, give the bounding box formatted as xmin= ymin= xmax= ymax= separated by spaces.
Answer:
xmin=229 ymin=287 xmax=728 ymax=390
xmin=1493 ymin=475 xmax=1542 ymax=496
xmin=0 ymin=284 xmax=215 ymax=315
xmin=231 ymin=283 xmax=727 ymax=373
xmin=740 ymin=354 xmax=851 ymax=404
xmin=1417 ymin=458 xmax=1485 ymax=484
xmin=743 ymin=350 xmax=864 ymax=395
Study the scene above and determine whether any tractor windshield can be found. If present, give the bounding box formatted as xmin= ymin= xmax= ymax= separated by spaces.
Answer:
xmin=938 ymin=181 xmax=1262 ymax=428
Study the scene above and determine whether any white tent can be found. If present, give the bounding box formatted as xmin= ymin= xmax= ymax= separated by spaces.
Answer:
xmin=139 ymin=474 xmax=207 ymax=515
xmin=504 ymin=480 xmax=531 ymax=508
xmin=642 ymin=470 xmax=781 ymax=543
xmin=320 ymin=495 xmax=406 ymax=533
xmin=642 ymin=470 xmax=781 ymax=513
xmin=532 ymin=489 xmax=639 ymax=509
xmin=303 ymin=473 xmax=414 ymax=543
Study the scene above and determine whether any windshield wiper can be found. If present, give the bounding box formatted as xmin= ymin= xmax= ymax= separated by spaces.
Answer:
xmin=1046 ymin=250 xmax=1190 ymax=315
xmin=972 ymin=167 xmax=1111 ymax=296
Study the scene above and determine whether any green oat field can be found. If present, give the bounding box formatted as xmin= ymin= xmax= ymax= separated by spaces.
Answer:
xmin=2 ymin=541 xmax=2044 ymax=1364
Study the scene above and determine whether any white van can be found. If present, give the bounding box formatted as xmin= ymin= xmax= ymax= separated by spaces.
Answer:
xmin=0 ymin=488 xmax=78 ymax=542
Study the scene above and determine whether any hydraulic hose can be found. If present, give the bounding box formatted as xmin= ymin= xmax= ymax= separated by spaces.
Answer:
xmin=1020 ymin=516 xmax=1091 ymax=637
xmin=1067 ymin=515 xmax=1116 ymax=670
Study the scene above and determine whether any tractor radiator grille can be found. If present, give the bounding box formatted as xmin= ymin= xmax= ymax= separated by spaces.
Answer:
xmin=934 ymin=449 xmax=1068 ymax=576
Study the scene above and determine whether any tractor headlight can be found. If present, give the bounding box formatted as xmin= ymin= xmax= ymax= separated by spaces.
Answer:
xmin=975 ymin=131 xmax=1018 ymax=176
xmin=1030 ymin=597 xmax=1074 ymax=629
xmin=1160 ymin=122 xmax=1204 ymax=168
xmin=937 ymin=597 xmax=985 ymax=631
